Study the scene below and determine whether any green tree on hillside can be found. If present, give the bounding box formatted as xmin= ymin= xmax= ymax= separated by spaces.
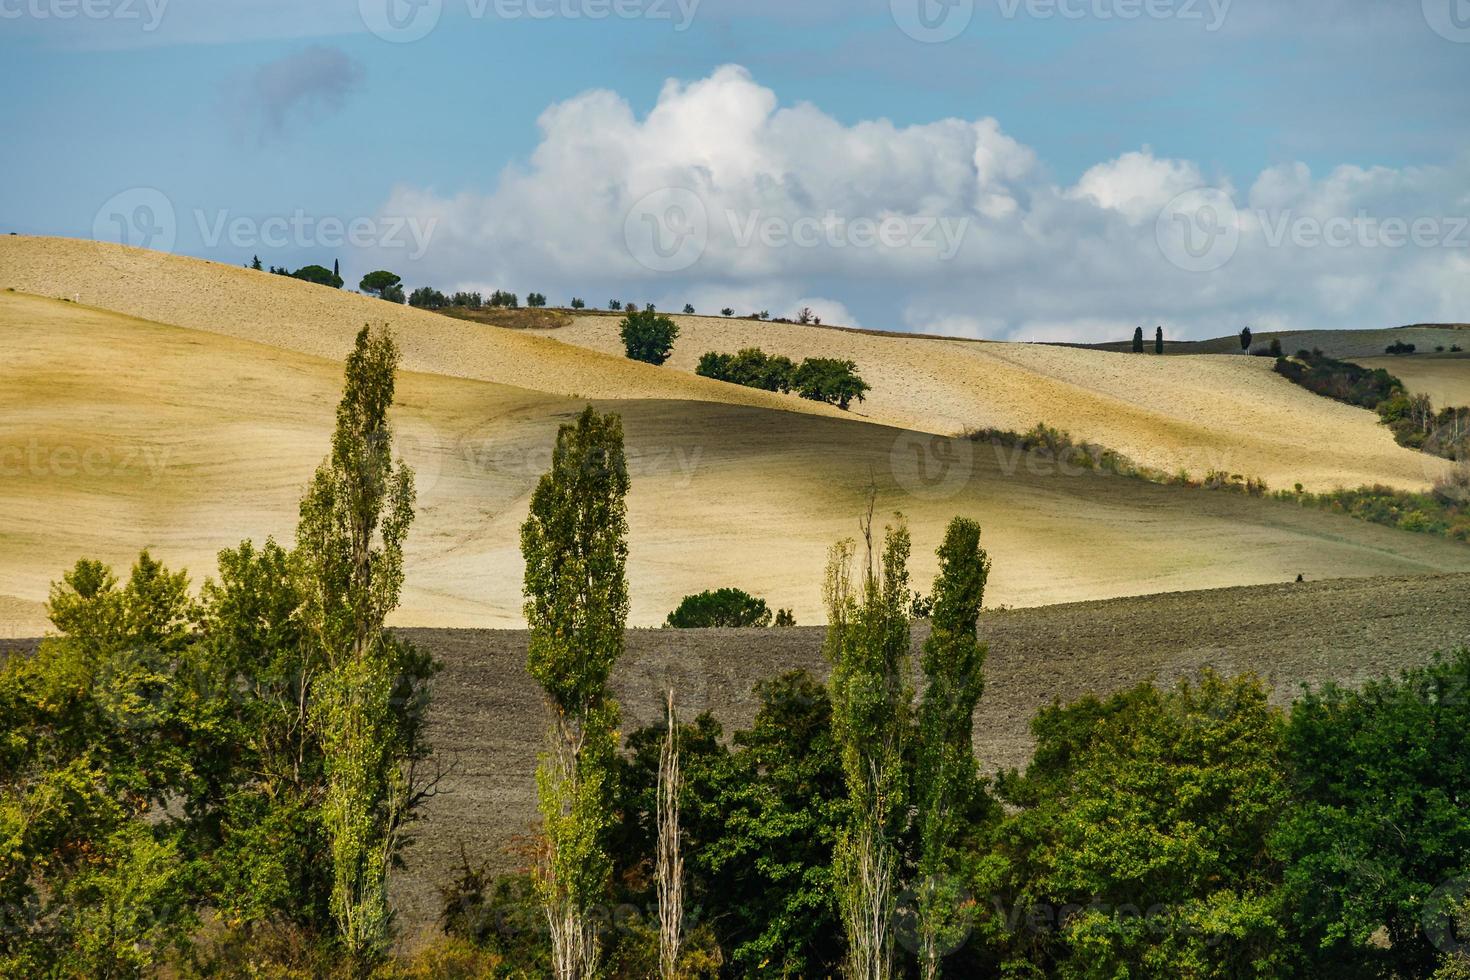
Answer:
xmin=292 ymin=264 xmax=344 ymax=288
xmin=824 ymin=510 xmax=913 ymax=979
xmin=1155 ymin=326 xmax=1164 ymax=354
xmin=296 ymin=325 xmax=430 ymax=967
xmin=794 ymin=357 xmax=870 ymax=410
xmin=620 ymin=308 xmax=680 ymax=365
xmin=912 ymin=518 xmax=991 ymax=980
xmin=359 ymin=270 xmax=403 ymax=302
xmin=665 ymin=588 xmax=773 ymax=628
xmin=1241 ymin=326 xmax=1253 ymax=352
xmin=1133 ymin=327 xmax=1145 ymax=353
xmin=521 ymin=406 xmax=631 ymax=979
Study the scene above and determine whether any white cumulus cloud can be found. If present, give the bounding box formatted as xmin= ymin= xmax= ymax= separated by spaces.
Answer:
xmin=369 ymin=65 xmax=1470 ymax=341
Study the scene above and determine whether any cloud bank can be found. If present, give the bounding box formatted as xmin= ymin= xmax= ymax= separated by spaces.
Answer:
xmin=376 ymin=65 xmax=1469 ymax=341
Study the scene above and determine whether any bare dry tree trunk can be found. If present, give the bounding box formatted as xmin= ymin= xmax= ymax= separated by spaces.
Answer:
xmin=841 ymin=811 xmax=897 ymax=980
xmin=657 ymin=689 xmax=684 ymax=980
xmin=539 ymin=717 xmax=600 ymax=980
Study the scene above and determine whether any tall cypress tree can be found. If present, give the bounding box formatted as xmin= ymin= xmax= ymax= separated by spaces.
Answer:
xmin=521 ymin=406 xmax=631 ymax=980
xmin=825 ymin=505 xmax=912 ymax=980
xmin=912 ymin=518 xmax=990 ymax=980
xmin=1132 ymin=327 xmax=1145 ymax=353
xmin=1155 ymin=326 xmax=1164 ymax=354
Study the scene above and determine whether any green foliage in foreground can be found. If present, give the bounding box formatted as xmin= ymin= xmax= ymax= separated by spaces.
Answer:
xmin=664 ymin=588 xmax=773 ymax=628
xmin=0 ymin=327 xmax=437 ymax=978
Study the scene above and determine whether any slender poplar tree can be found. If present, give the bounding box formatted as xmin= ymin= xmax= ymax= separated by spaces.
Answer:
xmin=912 ymin=518 xmax=990 ymax=980
xmin=824 ymin=501 xmax=913 ymax=980
xmin=657 ymin=689 xmax=685 ymax=980
xmin=295 ymin=325 xmax=424 ymax=968
xmin=521 ymin=406 xmax=630 ymax=980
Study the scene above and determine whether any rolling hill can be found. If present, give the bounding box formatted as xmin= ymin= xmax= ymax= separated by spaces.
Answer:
xmin=2 ymin=235 xmax=1467 ymax=636
xmin=0 ymin=235 xmax=1451 ymax=495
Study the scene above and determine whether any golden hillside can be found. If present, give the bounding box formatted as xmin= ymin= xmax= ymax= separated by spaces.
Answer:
xmin=1 ymin=236 xmax=1451 ymax=494
xmin=3 ymin=273 xmax=1468 ymax=634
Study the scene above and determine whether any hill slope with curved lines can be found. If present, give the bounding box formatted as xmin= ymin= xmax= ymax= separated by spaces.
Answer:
xmin=0 ymin=235 xmax=1451 ymax=494
xmin=1358 ymin=354 xmax=1470 ymax=407
xmin=527 ymin=314 xmax=1449 ymax=493
xmin=3 ymin=286 xmax=1470 ymax=636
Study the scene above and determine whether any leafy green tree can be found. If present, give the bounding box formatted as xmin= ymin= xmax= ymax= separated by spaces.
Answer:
xmin=824 ymin=512 xmax=913 ymax=979
xmin=295 ymin=325 xmax=430 ymax=968
xmin=183 ymin=537 xmax=337 ymax=934
xmin=620 ymin=309 xmax=680 ymax=365
xmin=0 ymin=552 xmax=197 ymax=977
xmin=979 ymin=672 xmax=1289 ymax=978
xmin=1155 ymin=326 xmax=1164 ymax=355
xmin=1133 ymin=327 xmax=1145 ymax=353
xmin=1241 ymin=326 xmax=1253 ymax=352
xmin=609 ymin=300 xmax=622 ymax=311
xmin=794 ymin=357 xmax=870 ymax=410
xmin=291 ymin=264 xmax=344 ymax=288
xmin=571 ymin=298 xmax=585 ymax=309
xmin=359 ymin=270 xmax=402 ymax=299
xmin=912 ymin=518 xmax=990 ymax=980
xmin=665 ymin=588 xmax=773 ymax=628
xmin=683 ymin=304 xmax=695 ymax=314
xmin=1272 ymin=650 xmax=1470 ymax=979
xmin=251 ymin=254 xmax=263 ymax=271
xmin=409 ymin=286 xmax=448 ymax=309
xmin=612 ymin=671 xmax=847 ymax=977
xmin=528 ymin=292 xmax=547 ymax=308
xmin=521 ymin=406 xmax=631 ymax=979
xmin=721 ymin=307 xmax=734 ymax=317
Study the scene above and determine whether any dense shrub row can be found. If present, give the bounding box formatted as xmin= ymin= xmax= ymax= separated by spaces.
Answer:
xmin=1274 ymin=349 xmax=1470 ymax=462
xmin=969 ymin=423 xmax=1470 ymax=537
xmin=695 ymin=346 xmax=871 ymax=409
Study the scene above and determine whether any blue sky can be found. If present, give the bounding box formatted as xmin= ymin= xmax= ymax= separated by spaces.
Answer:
xmin=3 ymin=0 xmax=1468 ymax=339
